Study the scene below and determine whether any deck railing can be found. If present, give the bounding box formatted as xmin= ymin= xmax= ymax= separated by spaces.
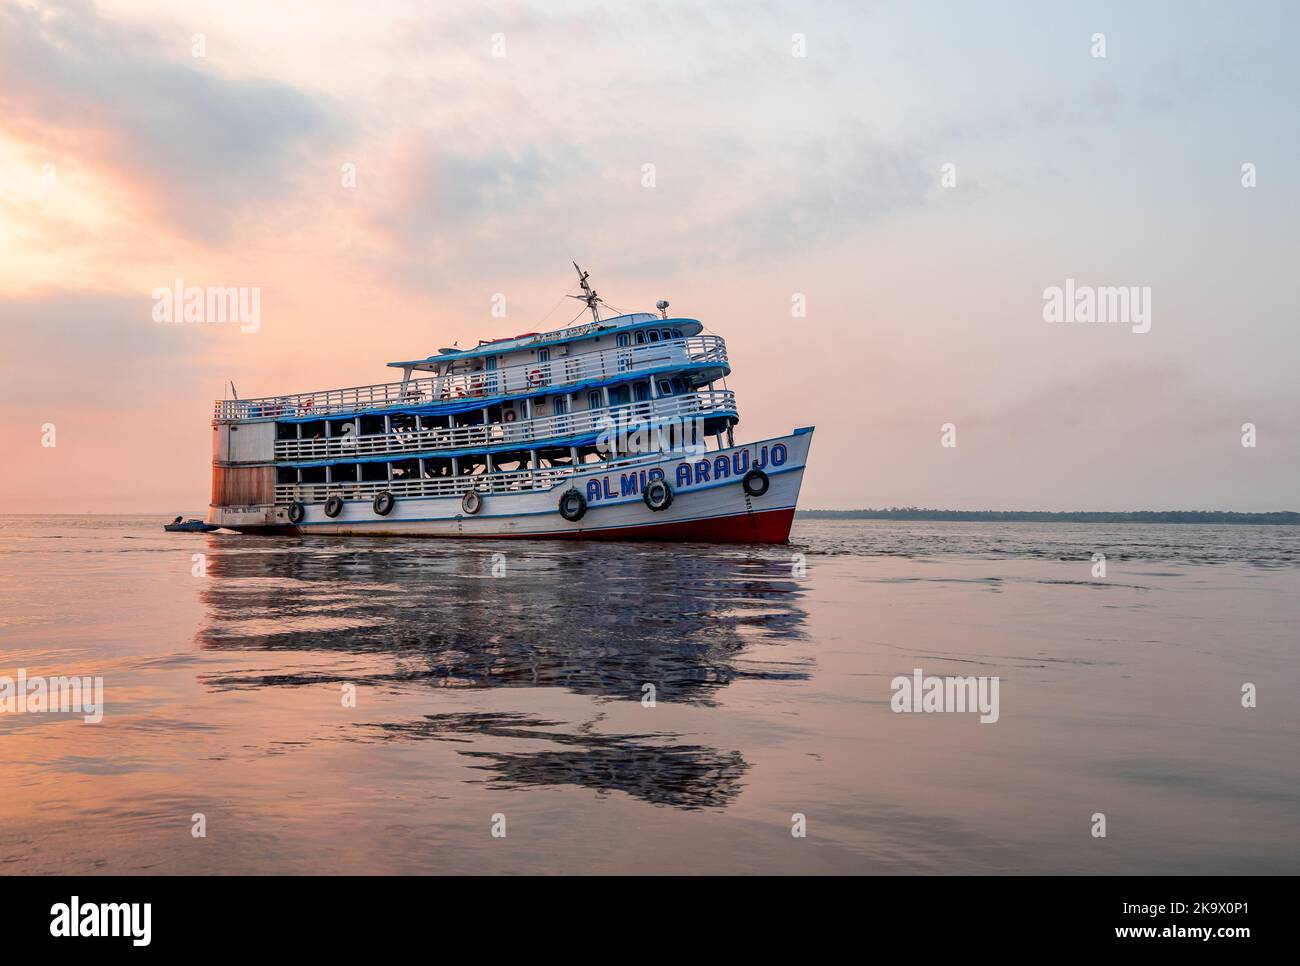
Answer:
xmin=215 ymin=336 xmax=728 ymax=421
xmin=273 ymin=448 xmax=688 ymax=505
xmin=272 ymin=390 xmax=737 ymax=462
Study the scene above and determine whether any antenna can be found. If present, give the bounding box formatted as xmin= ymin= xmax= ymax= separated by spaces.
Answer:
xmin=656 ymin=299 xmax=670 ymax=320
xmin=568 ymin=262 xmax=603 ymax=323
xmin=230 ymin=380 xmax=239 ymax=400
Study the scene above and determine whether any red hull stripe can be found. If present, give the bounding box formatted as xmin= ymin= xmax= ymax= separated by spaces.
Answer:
xmin=237 ymin=506 xmax=797 ymax=543
xmin=485 ymin=506 xmax=797 ymax=543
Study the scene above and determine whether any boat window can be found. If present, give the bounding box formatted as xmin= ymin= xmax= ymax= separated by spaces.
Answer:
xmin=554 ymin=396 xmax=568 ymax=415
xmin=672 ymin=377 xmax=687 ymax=393
xmin=660 ymin=329 xmax=672 ymax=341
xmin=634 ymin=331 xmax=646 ymax=344
xmin=390 ymin=458 xmax=419 ymax=480
xmin=647 ymin=330 xmax=660 ymax=343
xmin=633 ymin=382 xmax=649 ymax=402
xmin=587 ymin=391 xmax=601 ymax=410
xmin=616 ymin=333 xmax=629 ymax=348
xmin=538 ymin=348 xmax=550 ymax=363
xmin=658 ymin=380 xmax=673 ymax=396
xmin=610 ymin=386 xmax=630 ymax=405
xmin=671 ymin=328 xmax=682 ymax=338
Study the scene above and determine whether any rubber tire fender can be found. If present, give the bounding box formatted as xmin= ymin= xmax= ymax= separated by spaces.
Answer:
xmin=741 ymin=468 xmax=770 ymax=498
xmin=643 ymin=478 xmax=674 ymax=512
xmin=559 ymin=488 xmax=587 ymax=522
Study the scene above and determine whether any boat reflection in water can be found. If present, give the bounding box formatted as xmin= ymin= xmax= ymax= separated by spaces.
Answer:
xmin=369 ymin=712 xmax=750 ymax=810
xmin=196 ymin=537 xmax=810 ymax=810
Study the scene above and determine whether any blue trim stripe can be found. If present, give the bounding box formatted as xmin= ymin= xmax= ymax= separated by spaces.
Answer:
xmin=271 ymin=360 xmax=727 ymax=424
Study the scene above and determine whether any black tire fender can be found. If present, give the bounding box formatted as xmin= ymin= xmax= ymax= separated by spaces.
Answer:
xmin=558 ymin=488 xmax=587 ymax=522
xmin=643 ymin=478 xmax=674 ymax=512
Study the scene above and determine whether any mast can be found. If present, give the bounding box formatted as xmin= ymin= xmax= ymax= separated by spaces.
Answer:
xmin=569 ymin=262 xmax=603 ymax=324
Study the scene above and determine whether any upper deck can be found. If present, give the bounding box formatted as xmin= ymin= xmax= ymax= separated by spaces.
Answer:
xmin=214 ymin=329 xmax=727 ymax=422
xmin=387 ymin=312 xmax=690 ymax=369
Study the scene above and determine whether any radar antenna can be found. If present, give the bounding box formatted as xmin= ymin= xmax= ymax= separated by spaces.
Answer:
xmin=568 ymin=262 xmax=603 ymax=323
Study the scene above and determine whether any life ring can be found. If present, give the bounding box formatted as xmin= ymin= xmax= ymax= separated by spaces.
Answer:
xmin=286 ymin=501 xmax=305 ymax=524
xmin=503 ymin=410 xmax=517 ymax=423
xmin=373 ymin=491 xmax=395 ymax=516
xmin=324 ymin=495 xmax=344 ymax=518
xmin=742 ymin=468 xmax=770 ymax=497
xmin=643 ymin=478 xmax=673 ymax=512
xmin=558 ymin=488 xmax=587 ymax=522
xmin=527 ymin=369 xmax=544 ymax=386
xmin=461 ymin=490 xmax=482 ymax=515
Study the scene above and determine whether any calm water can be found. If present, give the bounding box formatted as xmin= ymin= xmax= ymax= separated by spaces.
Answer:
xmin=1 ymin=515 xmax=1297 ymax=874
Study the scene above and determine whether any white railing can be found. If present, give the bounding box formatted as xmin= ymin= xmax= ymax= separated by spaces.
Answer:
xmin=274 ymin=448 xmax=688 ymax=505
xmin=215 ymin=336 xmax=728 ymax=420
xmin=273 ymin=390 xmax=737 ymax=461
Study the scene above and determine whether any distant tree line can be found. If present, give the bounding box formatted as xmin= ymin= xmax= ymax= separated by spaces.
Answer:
xmin=796 ymin=508 xmax=1300 ymax=524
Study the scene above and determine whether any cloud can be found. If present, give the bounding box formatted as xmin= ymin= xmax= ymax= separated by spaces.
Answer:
xmin=0 ymin=0 xmax=340 ymax=240
xmin=0 ymin=290 xmax=247 ymax=410
xmin=330 ymin=1 xmax=929 ymax=287
xmin=355 ymin=117 xmax=928 ymax=292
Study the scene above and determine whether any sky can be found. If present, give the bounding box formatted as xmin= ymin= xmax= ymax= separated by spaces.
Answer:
xmin=1 ymin=0 xmax=1297 ymax=512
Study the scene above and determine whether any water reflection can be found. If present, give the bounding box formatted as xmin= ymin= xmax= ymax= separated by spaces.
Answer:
xmin=196 ymin=537 xmax=809 ymax=809
xmin=364 ymin=712 xmax=749 ymax=809
xmin=197 ymin=539 xmax=808 ymax=701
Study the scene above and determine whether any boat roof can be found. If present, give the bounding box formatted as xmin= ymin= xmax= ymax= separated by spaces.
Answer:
xmin=387 ymin=313 xmax=703 ymax=370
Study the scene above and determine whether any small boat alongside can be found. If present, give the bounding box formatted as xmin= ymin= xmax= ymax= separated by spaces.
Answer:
xmin=165 ymin=517 xmax=221 ymax=533
xmin=207 ymin=267 xmax=814 ymax=542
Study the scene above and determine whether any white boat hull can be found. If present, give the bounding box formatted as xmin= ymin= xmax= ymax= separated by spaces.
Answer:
xmin=209 ymin=428 xmax=813 ymax=543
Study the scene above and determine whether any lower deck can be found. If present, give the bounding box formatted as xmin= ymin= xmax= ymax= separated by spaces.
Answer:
xmin=209 ymin=429 xmax=814 ymax=543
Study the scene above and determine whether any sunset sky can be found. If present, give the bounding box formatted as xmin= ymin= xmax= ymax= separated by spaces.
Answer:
xmin=1 ymin=0 xmax=1297 ymax=512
